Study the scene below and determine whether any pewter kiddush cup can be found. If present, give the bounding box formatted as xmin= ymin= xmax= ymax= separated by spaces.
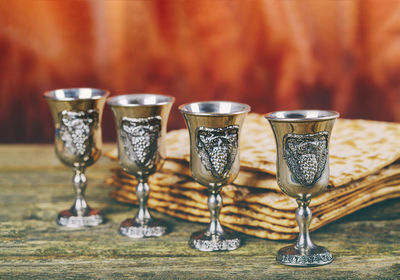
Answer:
xmin=108 ymin=94 xmax=174 ymax=238
xmin=179 ymin=101 xmax=250 ymax=251
xmin=265 ymin=110 xmax=339 ymax=267
xmin=44 ymin=88 xmax=109 ymax=227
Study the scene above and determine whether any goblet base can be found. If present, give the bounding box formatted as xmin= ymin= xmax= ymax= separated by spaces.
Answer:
xmin=276 ymin=244 xmax=333 ymax=267
xmin=189 ymin=229 xmax=241 ymax=252
xmin=119 ymin=218 xmax=168 ymax=238
xmin=57 ymin=208 xmax=104 ymax=228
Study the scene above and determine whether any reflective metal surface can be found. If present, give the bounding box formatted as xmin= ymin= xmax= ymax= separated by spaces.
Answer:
xmin=108 ymin=94 xmax=174 ymax=238
xmin=180 ymin=101 xmax=250 ymax=251
xmin=265 ymin=110 xmax=339 ymax=266
xmin=44 ymin=88 xmax=108 ymax=227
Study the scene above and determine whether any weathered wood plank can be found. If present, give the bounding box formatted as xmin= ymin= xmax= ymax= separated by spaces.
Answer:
xmin=0 ymin=145 xmax=399 ymax=279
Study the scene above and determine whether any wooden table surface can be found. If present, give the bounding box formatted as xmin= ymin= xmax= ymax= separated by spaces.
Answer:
xmin=0 ymin=145 xmax=399 ymax=279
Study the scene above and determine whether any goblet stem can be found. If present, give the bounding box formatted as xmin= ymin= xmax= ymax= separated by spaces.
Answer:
xmin=275 ymin=197 xmax=333 ymax=266
xmin=72 ymin=167 xmax=89 ymax=216
xmin=57 ymin=166 xmax=103 ymax=227
xmin=188 ymin=188 xmax=240 ymax=251
xmin=207 ymin=189 xmax=224 ymax=235
xmin=295 ymin=198 xmax=315 ymax=252
xmin=135 ymin=176 xmax=152 ymax=223
xmin=119 ymin=175 xmax=168 ymax=238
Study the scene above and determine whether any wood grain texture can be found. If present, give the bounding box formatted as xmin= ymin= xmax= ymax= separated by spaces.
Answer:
xmin=0 ymin=145 xmax=399 ymax=279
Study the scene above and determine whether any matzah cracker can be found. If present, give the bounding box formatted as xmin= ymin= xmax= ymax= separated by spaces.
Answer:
xmin=313 ymin=180 xmax=400 ymax=215
xmin=111 ymin=182 xmax=400 ymax=239
xmin=223 ymin=224 xmax=296 ymax=240
xmin=220 ymin=213 xmax=297 ymax=233
xmin=233 ymin=170 xmax=280 ymax=191
xmin=110 ymin=189 xmax=210 ymax=217
xmin=247 ymin=204 xmax=295 ymax=219
xmin=221 ymin=205 xmax=297 ymax=228
xmin=244 ymin=164 xmax=400 ymax=210
xmin=311 ymin=187 xmax=400 ymax=231
xmin=154 ymin=207 xmax=210 ymax=223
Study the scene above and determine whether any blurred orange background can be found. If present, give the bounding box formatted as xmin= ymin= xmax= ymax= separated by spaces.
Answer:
xmin=1 ymin=0 xmax=400 ymax=143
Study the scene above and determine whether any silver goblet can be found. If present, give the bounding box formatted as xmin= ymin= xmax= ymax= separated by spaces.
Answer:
xmin=108 ymin=94 xmax=174 ymax=238
xmin=265 ymin=110 xmax=339 ymax=266
xmin=179 ymin=101 xmax=250 ymax=251
xmin=44 ymin=88 xmax=109 ymax=227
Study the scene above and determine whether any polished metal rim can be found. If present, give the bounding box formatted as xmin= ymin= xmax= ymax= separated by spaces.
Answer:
xmin=179 ymin=100 xmax=251 ymax=116
xmin=107 ymin=93 xmax=175 ymax=107
xmin=265 ymin=110 xmax=339 ymax=122
xmin=43 ymin=88 xmax=109 ymax=101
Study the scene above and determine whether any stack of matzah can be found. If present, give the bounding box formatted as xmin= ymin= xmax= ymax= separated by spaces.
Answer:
xmin=106 ymin=114 xmax=400 ymax=240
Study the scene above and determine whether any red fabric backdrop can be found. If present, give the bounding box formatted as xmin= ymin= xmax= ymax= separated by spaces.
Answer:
xmin=1 ymin=0 xmax=400 ymax=142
